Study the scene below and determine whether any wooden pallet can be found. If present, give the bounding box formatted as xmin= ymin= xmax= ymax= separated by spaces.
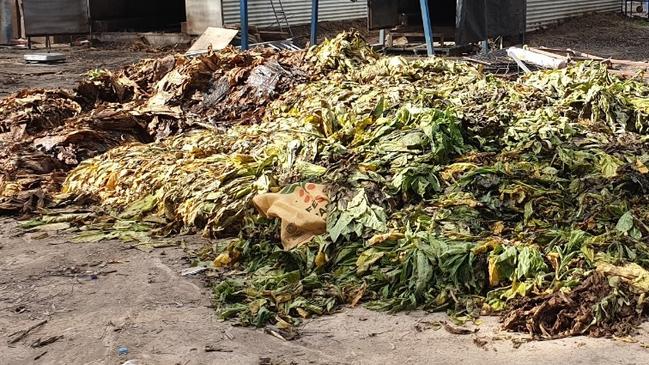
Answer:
xmin=384 ymin=44 xmax=474 ymax=57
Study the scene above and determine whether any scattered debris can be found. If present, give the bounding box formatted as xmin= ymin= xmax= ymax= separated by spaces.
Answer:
xmin=487 ymin=45 xmax=649 ymax=81
xmin=204 ymin=345 xmax=233 ymax=352
xmin=181 ymin=266 xmax=208 ymax=276
xmin=413 ymin=320 xmax=442 ymax=332
xmin=472 ymin=336 xmax=489 ymax=350
xmin=120 ymin=360 xmax=141 ymax=365
xmin=31 ymin=335 xmax=63 ymax=348
xmin=264 ymin=326 xmax=299 ymax=341
xmin=510 ymin=337 xmax=530 ymax=349
xmin=117 ymin=345 xmax=129 ymax=356
xmin=441 ymin=321 xmax=479 ymax=335
xmin=7 ymin=319 xmax=47 ymax=344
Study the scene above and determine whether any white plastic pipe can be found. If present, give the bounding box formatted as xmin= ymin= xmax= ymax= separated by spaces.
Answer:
xmin=507 ymin=47 xmax=567 ymax=70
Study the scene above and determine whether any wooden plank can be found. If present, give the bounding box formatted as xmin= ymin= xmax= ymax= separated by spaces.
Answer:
xmin=528 ymin=47 xmax=569 ymax=61
xmin=565 ymin=48 xmax=605 ymax=60
xmin=463 ymin=57 xmax=493 ymax=66
xmin=186 ymin=27 xmax=238 ymax=55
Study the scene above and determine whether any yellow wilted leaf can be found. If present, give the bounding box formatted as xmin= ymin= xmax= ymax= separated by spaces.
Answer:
xmin=273 ymin=292 xmax=293 ymax=304
xmin=596 ymin=262 xmax=649 ymax=293
xmin=358 ymin=163 xmax=378 ymax=172
xmin=356 ymin=248 xmax=385 ymax=273
xmin=440 ymin=163 xmax=478 ymax=182
xmin=635 ymin=159 xmax=649 ymax=174
xmin=295 ymin=308 xmax=310 ymax=319
xmin=276 ymin=317 xmax=294 ymax=328
xmin=315 ymin=251 xmax=328 ymax=268
xmin=248 ymin=299 xmax=265 ymax=315
xmin=367 ymin=231 xmax=405 ymax=246
xmin=349 ymin=282 xmax=367 ymax=307
xmin=213 ymin=252 xmax=232 ymax=267
xmin=547 ymin=252 xmax=560 ymax=271
xmin=492 ymin=221 xmax=505 ymax=235
xmin=488 ymin=256 xmax=501 ymax=287
xmin=105 ymin=172 xmax=118 ymax=191
xmin=437 ymin=192 xmax=479 ymax=207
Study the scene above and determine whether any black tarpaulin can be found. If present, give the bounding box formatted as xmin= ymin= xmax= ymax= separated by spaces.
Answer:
xmin=368 ymin=0 xmax=527 ymax=46
xmin=456 ymin=0 xmax=527 ymax=44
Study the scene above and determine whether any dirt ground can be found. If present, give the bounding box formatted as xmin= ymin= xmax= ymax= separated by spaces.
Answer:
xmin=527 ymin=13 xmax=649 ymax=61
xmin=0 ymin=45 xmax=174 ymax=98
xmin=2 ymin=13 xmax=649 ymax=365
xmin=2 ymin=219 xmax=649 ymax=365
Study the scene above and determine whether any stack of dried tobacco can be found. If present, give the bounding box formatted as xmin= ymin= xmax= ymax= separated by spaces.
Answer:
xmin=0 ymin=47 xmax=308 ymax=213
xmin=21 ymin=32 xmax=649 ymax=338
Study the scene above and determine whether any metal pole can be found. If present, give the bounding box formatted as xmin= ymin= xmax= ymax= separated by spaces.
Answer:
xmin=419 ymin=0 xmax=434 ymax=56
xmin=480 ymin=40 xmax=488 ymax=55
xmin=87 ymin=0 xmax=92 ymax=46
xmin=481 ymin=0 xmax=488 ymax=54
xmin=240 ymin=0 xmax=249 ymax=50
xmin=310 ymin=0 xmax=319 ymax=46
xmin=379 ymin=28 xmax=385 ymax=47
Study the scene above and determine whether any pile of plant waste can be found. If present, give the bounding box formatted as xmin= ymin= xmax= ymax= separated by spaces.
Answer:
xmin=25 ymin=32 xmax=649 ymax=339
xmin=0 ymin=47 xmax=307 ymax=213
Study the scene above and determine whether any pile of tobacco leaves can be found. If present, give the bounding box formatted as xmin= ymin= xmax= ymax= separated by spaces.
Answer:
xmin=0 ymin=47 xmax=306 ymax=213
xmin=15 ymin=32 xmax=649 ymax=339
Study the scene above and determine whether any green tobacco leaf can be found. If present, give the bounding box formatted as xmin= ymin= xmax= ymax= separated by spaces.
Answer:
xmin=597 ymin=152 xmax=622 ymax=178
xmin=329 ymin=211 xmax=353 ymax=242
xmin=356 ymin=248 xmax=385 ymax=273
xmin=616 ymin=211 xmax=634 ymax=233
xmin=415 ymin=250 xmax=434 ymax=296
xmin=516 ymin=246 xmax=548 ymax=279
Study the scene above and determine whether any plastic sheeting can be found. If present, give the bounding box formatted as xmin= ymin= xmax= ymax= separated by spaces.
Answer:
xmin=456 ymin=0 xmax=526 ymax=44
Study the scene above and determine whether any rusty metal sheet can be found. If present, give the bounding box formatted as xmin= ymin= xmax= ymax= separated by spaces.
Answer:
xmin=23 ymin=0 xmax=89 ymax=36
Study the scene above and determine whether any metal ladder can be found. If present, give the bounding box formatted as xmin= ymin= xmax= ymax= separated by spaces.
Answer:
xmin=269 ymin=0 xmax=293 ymax=37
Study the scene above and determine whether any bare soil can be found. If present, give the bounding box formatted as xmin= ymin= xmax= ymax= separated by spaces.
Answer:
xmin=0 ymin=45 xmax=174 ymax=98
xmin=2 ymin=219 xmax=649 ymax=365
xmin=527 ymin=13 xmax=649 ymax=61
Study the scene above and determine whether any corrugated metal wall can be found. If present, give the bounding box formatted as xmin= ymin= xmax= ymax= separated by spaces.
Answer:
xmin=526 ymin=0 xmax=620 ymax=30
xmin=218 ymin=0 xmax=621 ymax=31
xmin=222 ymin=0 xmax=367 ymax=27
